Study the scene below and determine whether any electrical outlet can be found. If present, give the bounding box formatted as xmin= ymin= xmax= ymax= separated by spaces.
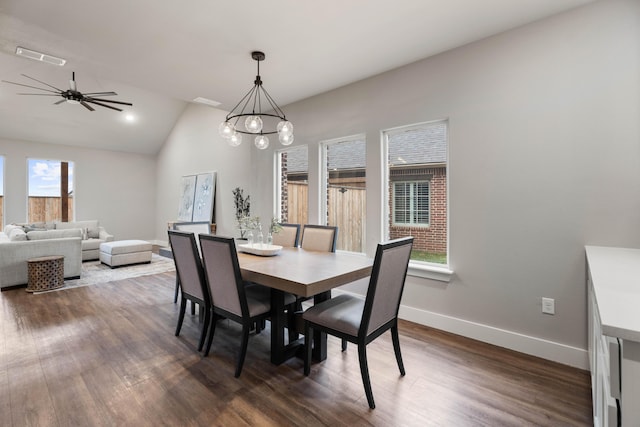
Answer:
xmin=542 ymin=297 xmax=555 ymax=315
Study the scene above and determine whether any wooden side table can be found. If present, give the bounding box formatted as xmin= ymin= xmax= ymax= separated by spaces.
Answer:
xmin=26 ymin=255 xmax=65 ymax=292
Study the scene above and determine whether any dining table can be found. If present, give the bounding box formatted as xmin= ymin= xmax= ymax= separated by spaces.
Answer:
xmin=237 ymin=246 xmax=373 ymax=365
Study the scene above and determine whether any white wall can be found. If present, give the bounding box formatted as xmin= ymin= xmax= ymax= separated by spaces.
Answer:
xmin=0 ymin=137 xmax=157 ymax=240
xmin=154 ymin=103 xmax=252 ymax=245
xmin=249 ymin=0 xmax=640 ymax=368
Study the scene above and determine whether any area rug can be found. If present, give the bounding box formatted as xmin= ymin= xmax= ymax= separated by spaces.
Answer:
xmin=38 ymin=254 xmax=175 ymax=293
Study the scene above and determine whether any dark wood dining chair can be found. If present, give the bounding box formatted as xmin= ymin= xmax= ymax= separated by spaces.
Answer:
xmin=167 ymin=230 xmax=212 ymax=352
xmin=271 ymin=223 xmax=301 ymax=247
xmin=287 ymin=224 xmax=339 ymax=342
xmin=299 ymin=224 xmax=338 ymax=252
xmin=302 ymin=236 xmax=414 ymax=409
xmin=198 ymin=234 xmax=274 ymax=377
xmin=170 ymin=221 xmax=212 ymax=303
xmin=288 ymin=224 xmax=339 ymax=337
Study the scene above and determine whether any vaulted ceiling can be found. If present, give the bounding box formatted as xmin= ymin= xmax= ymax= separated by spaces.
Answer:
xmin=0 ymin=0 xmax=597 ymax=154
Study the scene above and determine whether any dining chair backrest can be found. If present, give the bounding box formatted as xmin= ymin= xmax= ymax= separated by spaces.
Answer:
xmin=300 ymin=224 xmax=338 ymax=252
xmin=199 ymin=234 xmax=246 ymax=318
xmin=361 ymin=237 xmax=413 ymax=336
xmin=172 ymin=221 xmax=213 ymax=234
xmin=168 ymin=230 xmax=208 ymax=301
xmin=272 ymin=223 xmax=300 ymax=247
xmin=171 ymin=221 xmax=213 ymax=255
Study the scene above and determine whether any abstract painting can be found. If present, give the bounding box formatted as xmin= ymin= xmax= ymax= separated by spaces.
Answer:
xmin=177 ymin=175 xmax=196 ymax=221
xmin=192 ymin=172 xmax=216 ymax=222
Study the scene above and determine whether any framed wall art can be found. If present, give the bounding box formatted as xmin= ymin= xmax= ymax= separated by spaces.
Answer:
xmin=177 ymin=175 xmax=197 ymax=221
xmin=192 ymin=172 xmax=216 ymax=222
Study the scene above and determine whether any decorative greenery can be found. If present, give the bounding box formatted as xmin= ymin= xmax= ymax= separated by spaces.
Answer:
xmin=269 ymin=217 xmax=283 ymax=234
xmin=232 ymin=187 xmax=259 ymax=239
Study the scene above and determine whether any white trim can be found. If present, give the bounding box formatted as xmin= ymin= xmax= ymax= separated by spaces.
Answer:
xmin=407 ymin=262 xmax=453 ymax=282
xmin=333 ymin=288 xmax=588 ymax=370
xmin=151 ymin=239 xmax=168 ymax=247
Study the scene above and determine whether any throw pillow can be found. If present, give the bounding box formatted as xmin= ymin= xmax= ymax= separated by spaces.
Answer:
xmin=27 ymin=229 xmax=82 ymax=241
xmin=4 ymin=224 xmax=21 ymax=234
xmin=8 ymin=228 xmax=27 ymax=241
xmin=56 ymin=220 xmax=99 ymax=239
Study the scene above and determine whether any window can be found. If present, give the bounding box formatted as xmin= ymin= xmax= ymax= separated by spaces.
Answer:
xmin=28 ymin=159 xmax=74 ymax=223
xmin=0 ymin=156 xmax=4 ymax=231
xmin=277 ymin=145 xmax=308 ymax=224
xmin=322 ymin=135 xmax=366 ymax=253
xmin=393 ymin=181 xmax=430 ymax=226
xmin=385 ymin=121 xmax=448 ymax=265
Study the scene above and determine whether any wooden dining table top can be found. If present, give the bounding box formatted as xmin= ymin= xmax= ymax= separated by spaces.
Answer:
xmin=237 ymin=247 xmax=373 ymax=298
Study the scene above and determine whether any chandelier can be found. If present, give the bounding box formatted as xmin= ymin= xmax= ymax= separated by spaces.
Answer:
xmin=218 ymin=51 xmax=294 ymax=150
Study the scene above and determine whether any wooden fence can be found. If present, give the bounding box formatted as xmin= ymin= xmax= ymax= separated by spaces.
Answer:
xmin=327 ymin=185 xmax=366 ymax=252
xmin=28 ymin=197 xmax=74 ymax=223
xmin=286 ymin=183 xmax=366 ymax=252
xmin=0 ymin=196 xmax=72 ymax=231
xmin=285 ymin=182 xmax=308 ymax=225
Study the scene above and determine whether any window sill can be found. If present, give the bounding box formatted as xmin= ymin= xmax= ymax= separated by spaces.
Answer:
xmin=407 ymin=262 xmax=453 ymax=282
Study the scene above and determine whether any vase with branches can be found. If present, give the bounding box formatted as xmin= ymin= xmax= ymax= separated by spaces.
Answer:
xmin=232 ymin=187 xmax=259 ymax=239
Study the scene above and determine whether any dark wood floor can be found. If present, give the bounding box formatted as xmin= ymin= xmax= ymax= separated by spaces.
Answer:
xmin=0 ymin=272 xmax=593 ymax=426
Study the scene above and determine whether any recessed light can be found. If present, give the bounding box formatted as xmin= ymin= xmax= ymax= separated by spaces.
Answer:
xmin=15 ymin=46 xmax=66 ymax=66
xmin=192 ymin=97 xmax=221 ymax=107
xmin=125 ymin=114 xmax=135 ymax=122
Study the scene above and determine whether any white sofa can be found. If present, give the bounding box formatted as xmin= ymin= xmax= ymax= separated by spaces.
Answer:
xmin=0 ymin=226 xmax=82 ymax=290
xmin=13 ymin=220 xmax=114 ymax=261
xmin=53 ymin=220 xmax=114 ymax=261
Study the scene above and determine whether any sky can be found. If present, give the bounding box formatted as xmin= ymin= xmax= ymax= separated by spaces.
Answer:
xmin=28 ymin=159 xmax=74 ymax=197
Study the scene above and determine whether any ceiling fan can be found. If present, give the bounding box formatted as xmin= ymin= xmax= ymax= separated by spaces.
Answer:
xmin=1 ymin=72 xmax=133 ymax=112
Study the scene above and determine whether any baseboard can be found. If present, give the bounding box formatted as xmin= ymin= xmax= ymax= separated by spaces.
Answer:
xmin=332 ymin=288 xmax=589 ymax=370
xmin=150 ymin=239 xmax=168 ymax=247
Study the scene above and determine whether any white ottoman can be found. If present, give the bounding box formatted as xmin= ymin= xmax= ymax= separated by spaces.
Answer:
xmin=100 ymin=240 xmax=152 ymax=268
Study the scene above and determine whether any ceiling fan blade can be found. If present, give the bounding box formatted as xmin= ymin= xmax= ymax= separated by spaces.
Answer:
xmin=54 ymin=99 xmax=66 ymax=105
xmin=21 ymin=74 xmax=64 ymax=92
xmin=17 ymin=93 xmax=61 ymax=96
xmin=85 ymin=97 xmax=133 ymax=106
xmin=1 ymin=80 xmax=60 ymax=94
xmin=82 ymin=91 xmax=117 ymax=96
xmin=85 ymin=99 xmax=123 ymax=112
xmin=80 ymin=101 xmax=95 ymax=111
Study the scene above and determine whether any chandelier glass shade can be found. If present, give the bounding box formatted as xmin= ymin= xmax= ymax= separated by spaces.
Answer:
xmin=219 ymin=51 xmax=294 ymax=150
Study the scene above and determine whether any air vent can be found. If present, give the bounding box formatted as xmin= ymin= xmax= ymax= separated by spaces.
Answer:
xmin=192 ymin=97 xmax=221 ymax=107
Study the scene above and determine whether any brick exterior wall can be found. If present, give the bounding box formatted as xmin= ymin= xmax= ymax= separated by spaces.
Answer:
xmin=389 ymin=166 xmax=447 ymax=254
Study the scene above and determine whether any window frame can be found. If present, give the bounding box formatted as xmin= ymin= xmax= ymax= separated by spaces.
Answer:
xmin=320 ymin=134 xmax=367 ymax=254
xmin=383 ymin=120 xmax=452 ymax=282
xmin=27 ymin=158 xmax=75 ymax=223
xmin=275 ymin=145 xmax=309 ymax=225
xmin=392 ymin=180 xmax=431 ymax=227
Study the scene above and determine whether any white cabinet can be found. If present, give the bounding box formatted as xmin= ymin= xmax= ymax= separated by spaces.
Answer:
xmin=586 ymin=246 xmax=640 ymax=427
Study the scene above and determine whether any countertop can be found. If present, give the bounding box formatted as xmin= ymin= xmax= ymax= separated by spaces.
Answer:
xmin=586 ymin=245 xmax=640 ymax=342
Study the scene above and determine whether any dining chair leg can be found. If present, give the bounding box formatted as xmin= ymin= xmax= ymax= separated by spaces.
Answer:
xmin=204 ymin=316 xmax=217 ymax=357
xmin=175 ymin=297 xmax=187 ymax=336
xmin=198 ymin=307 xmax=210 ymax=352
xmin=342 ymin=339 xmax=347 ymax=351
xmin=304 ymin=322 xmax=312 ymax=376
xmin=391 ymin=324 xmax=406 ymax=376
xmin=357 ymin=344 xmax=375 ymax=409
xmin=173 ymin=277 xmax=180 ymax=303
xmin=235 ymin=324 xmax=251 ymax=378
